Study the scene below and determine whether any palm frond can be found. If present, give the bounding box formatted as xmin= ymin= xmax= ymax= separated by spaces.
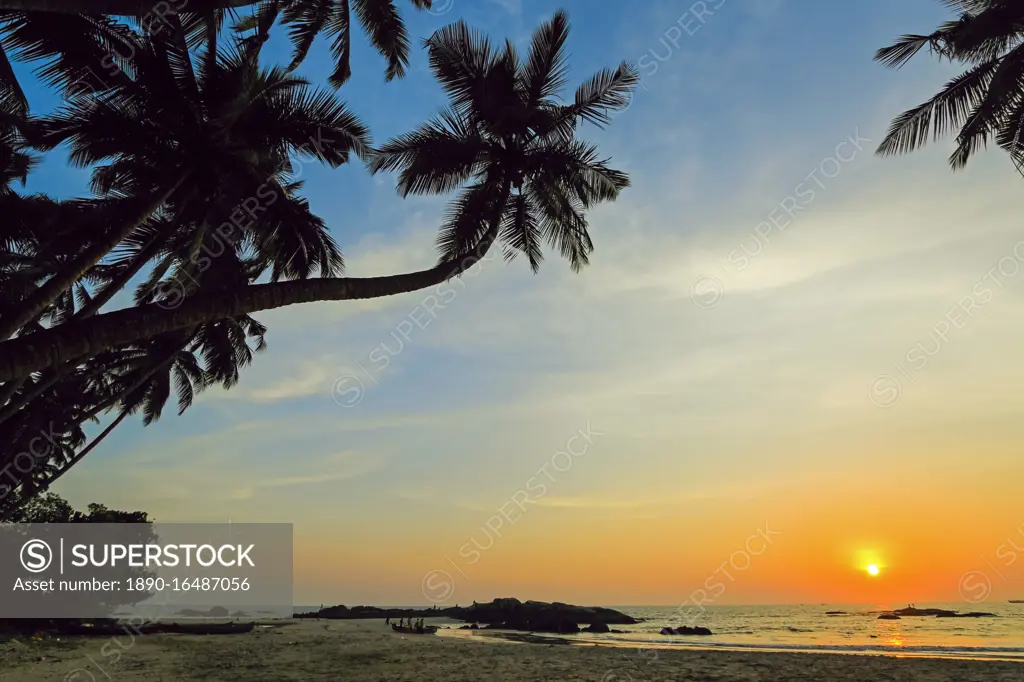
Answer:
xmin=352 ymin=0 xmax=411 ymax=82
xmin=425 ymin=20 xmax=497 ymax=115
xmin=369 ymin=107 xmax=487 ymax=196
xmin=435 ymin=179 xmax=504 ymax=262
xmin=875 ymin=58 xmax=1000 ymax=157
xmin=499 ymin=192 xmax=543 ymax=272
xmin=522 ymin=9 xmax=570 ymax=105
xmin=951 ymin=44 xmax=1024 ymax=167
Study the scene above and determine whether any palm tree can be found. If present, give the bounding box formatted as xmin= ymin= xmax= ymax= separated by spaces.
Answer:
xmin=0 ymin=312 xmax=266 ymax=511
xmin=0 ymin=15 xmax=368 ymax=341
xmin=0 ymin=17 xmax=366 ymax=498
xmin=372 ymin=11 xmax=633 ymax=271
xmin=0 ymin=10 xmax=637 ymax=382
xmin=875 ymin=0 xmax=1024 ymax=171
xmin=0 ymin=0 xmax=435 ymax=87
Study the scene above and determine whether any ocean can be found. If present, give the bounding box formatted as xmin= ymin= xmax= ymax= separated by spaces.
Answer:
xmin=581 ymin=603 xmax=1024 ymax=661
xmin=299 ymin=602 xmax=1024 ymax=660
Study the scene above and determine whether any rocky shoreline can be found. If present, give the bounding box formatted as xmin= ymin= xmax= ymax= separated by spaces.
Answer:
xmin=874 ymin=606 xmax=997 ymax=620
xmin=297 ymin=597 xmax=639 ymax=635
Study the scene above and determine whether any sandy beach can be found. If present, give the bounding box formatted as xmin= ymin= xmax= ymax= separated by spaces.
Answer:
xmin=2 ymin=619 xmax=1022 ymax=681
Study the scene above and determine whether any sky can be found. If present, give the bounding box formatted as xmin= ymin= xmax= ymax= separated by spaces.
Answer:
xmin=19 ymin=0 xmax=1024 ymax=608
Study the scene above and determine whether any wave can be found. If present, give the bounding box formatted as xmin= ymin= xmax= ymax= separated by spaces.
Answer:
xmin=576 ymin=634 xmax=1024 ymax=660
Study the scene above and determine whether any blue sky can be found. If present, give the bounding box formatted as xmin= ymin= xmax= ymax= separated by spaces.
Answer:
xmin=24 ymin=0 xmax=1024 ymax=605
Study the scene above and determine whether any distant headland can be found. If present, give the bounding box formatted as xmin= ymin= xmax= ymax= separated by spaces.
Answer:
xmin=296 ymin=597 xmax=639 ymax=634
xmin=875 ymin=606 xmax=997 ymax=620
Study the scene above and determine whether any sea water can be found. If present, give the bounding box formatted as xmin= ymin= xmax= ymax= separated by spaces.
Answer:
xmin=578 ymin=602 xmax=1024 ymax=660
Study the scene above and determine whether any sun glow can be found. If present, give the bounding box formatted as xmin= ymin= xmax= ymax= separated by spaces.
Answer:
xmin=866 ymin=564 xmax=880 ymax=576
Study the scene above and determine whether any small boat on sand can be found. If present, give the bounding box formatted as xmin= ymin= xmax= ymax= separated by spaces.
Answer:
xmin=391 ymin=624 xmax=438 ymax=635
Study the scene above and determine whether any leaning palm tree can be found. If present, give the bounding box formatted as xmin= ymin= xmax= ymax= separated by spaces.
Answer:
xmin=0 ymin=14 xmax=368 ymax=341
xmin=0 ymin=16 xmax=364 ymax=501
xmin=0 ymin=10 xmax=638 ymax=382
xmin=875 ymin=0 xmax=1024 ymax=172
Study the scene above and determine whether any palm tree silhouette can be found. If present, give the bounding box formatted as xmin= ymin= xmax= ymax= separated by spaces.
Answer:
xmin=0 ymin=18 xmax=369 ymax=340
xmin=0 ymin=10 xmax=637 ymax=382
xmin=0 ymin=20 xmax=363 ymax=508
xmin=0 ymin=0 xmax=435 ymax=87
xmin=372 ymin=11 xmax=634 ymax=273
xmin=0 ymin=9 xmax=635 ymax=513
xmin=875 ymin=0 xmax=1024 ymax=174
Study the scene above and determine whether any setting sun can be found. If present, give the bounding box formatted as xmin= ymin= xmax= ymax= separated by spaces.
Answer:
xmin=867 ymin=564 xmax=880 ymax=576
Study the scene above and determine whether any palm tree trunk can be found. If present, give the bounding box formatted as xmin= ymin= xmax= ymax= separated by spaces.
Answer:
xmin=0 ymin=311 xmax=48 ymax=418
xmin=0 ymin=0 xmax=255 ymax=12
xmin=0 ymin=226 xmax=499 ymax=382
xmin=0 ymin=179 xmax=184 ymax=341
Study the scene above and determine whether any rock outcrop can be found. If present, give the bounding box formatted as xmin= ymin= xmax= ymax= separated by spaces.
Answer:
xmin=297 ymin=598 xmax=638 ymax=636
xmin=876 ymin=607 xmax=998 ymax=619
xmin=660 ymin=626 xmax=712 ymax=636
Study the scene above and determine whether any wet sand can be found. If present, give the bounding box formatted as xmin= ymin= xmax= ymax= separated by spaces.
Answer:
xmin=2 ymin=618 xmax=1022 ymax=681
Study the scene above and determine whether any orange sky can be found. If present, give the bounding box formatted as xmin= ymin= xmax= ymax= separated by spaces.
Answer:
xmin=286 ymin=458 xmax=1024 ymax=606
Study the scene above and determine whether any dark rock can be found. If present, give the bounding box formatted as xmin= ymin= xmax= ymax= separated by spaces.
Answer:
xmin=444 ymin=598 xmax=631 ymax=634
xmin=296 ymin=597 xmax=636 ymax=634
xmin=301 ymin=605 xmax=350 ymax=618
xmin=876 ymin=607 xmax=998 ymax=619
xmin=584 ymin=622 xmax=610 ymax=633
xmin=660 ymin=625 xmax=712 ymax=636
xmin=825 ymin=611 xmax=846 ymax=615
xmin=892 ymin=607 xmax=955 ymax=617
